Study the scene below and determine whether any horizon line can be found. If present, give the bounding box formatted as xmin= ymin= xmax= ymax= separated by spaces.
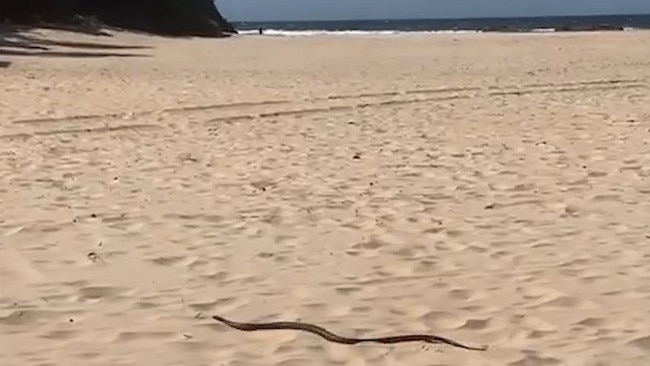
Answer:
xmin=229 ymin=12 xmax=650 ymax=24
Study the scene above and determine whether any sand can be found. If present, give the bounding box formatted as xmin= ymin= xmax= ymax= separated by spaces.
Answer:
xmin=2 ymin=28 xmax=650 ymax=365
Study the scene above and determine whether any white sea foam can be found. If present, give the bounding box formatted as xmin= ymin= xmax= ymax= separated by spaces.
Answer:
xmin=531 ymin=28 xmax=556 ymax=33
xmin=236 ymin=29 xmax=482 ymax=37
xmin=235 ymin=27 xmax=647 ymax=37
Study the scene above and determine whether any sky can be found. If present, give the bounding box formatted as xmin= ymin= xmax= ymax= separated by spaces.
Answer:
xmin=216 ymin=0 xmax=650 ymax=22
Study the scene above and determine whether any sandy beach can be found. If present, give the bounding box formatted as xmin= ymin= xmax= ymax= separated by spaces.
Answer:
xmin=2 ymin=29 xmax=650 ymax=365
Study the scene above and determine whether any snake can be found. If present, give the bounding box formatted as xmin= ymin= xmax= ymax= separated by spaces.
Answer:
xmin=212 ymin=314 xmax=487 ymax=351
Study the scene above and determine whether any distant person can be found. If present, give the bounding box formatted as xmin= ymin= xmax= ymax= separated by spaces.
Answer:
xmin=258 ymin=28 xmax=263 ymax=35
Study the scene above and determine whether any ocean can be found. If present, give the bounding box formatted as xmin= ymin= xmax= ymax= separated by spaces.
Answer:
xmin=231 ymin=14 xmax=650 ymax=36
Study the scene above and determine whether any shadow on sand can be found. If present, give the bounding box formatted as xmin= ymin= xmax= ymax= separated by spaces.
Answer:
xmin=0 ymin=26 xmax=151 ymax=59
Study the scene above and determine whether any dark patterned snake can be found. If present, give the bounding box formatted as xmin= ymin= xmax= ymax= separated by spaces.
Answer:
xmin=213 ymin=314 xmax=488 ymax=351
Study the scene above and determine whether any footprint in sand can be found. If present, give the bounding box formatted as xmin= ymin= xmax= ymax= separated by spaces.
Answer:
xmin=0 ymin=309 xmax=63 ymax=327
xmin=39 ymin=329 xmax=78 ymax=340
xmin=114 ymin=331 xmax=176 ymax=343
xmin=76 ymin=285 xmax=131 ymax=302
xmin=149 ymin=255 xmax=186 ymax=266
xmin=508 ymin=353 xmax=562 ymax=366
xmin=629 ymin=335 xmax=650 ymax=354
xmin=448 ymin=288 xmax=474 ymax=301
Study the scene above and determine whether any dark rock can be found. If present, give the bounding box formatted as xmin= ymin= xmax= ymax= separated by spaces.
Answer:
xmin=0 ymin=0 xmax=237 ymax=37
xmin=480 ymin=25 xmax=527 ymax=33
xmin=555 ymin=24 xmax=624 ymax=32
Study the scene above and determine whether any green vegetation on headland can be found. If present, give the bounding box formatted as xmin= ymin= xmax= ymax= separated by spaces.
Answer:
xmin=0 ymin=0 xmax=237 ymax=37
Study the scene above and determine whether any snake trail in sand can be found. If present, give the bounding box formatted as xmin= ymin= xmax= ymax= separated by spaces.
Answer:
xmin=212 ymin=314 xmax=488 ymax=351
